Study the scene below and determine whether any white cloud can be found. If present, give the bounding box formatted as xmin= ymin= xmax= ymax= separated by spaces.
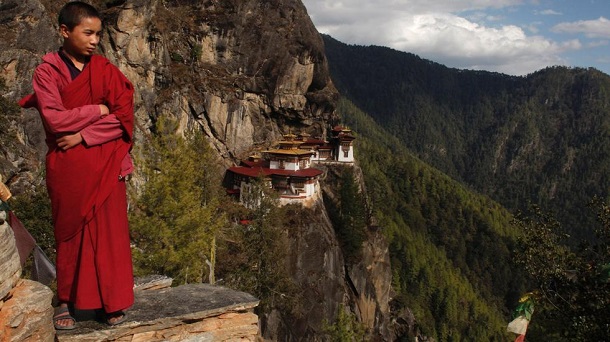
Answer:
xmin=552 ymin=17 xmax=610 ymax=38
xmin=524 ymin=21 xmax=542 ymax=34
xmin=586 ymin=40 xmax=609 ymax=48
xmin=538 ymin=9 xmax=562 ymax=15
xmin=319 ymin=0 xmax=522 ymax=11
xmin=302 ymin=0 xmax=589 ymax=75
xmin=486 ymin=15 xmax=505 ymax=21
xmin=402 ymin=15 xmax=578 ymax=75
xmin=304 ymin=0 xmax=523 ymax=25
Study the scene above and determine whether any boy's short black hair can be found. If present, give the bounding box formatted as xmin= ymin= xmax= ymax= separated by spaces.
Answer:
xmin=58 ymin=1 xmax=101 ymax=30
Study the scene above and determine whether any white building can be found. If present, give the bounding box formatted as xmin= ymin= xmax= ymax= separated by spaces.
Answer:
xmin=225 ymin=127 xmax=356 ymax=206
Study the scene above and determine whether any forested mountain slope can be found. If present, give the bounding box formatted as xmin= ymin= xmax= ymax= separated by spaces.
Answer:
xmin=337 ymin=98 xmax=526 ymax=340
xmin=323 ymin=34 xmax=610 ymax=240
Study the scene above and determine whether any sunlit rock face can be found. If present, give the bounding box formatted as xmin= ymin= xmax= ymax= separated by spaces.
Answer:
xmin=0 ymin=1 xmax=402 ymax=340
xmin=1 ymin=0 xmax=338 ymax=185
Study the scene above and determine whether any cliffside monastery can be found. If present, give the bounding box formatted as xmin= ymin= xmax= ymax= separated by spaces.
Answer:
xmin=225 ymin=126 xmax=356 ymax=205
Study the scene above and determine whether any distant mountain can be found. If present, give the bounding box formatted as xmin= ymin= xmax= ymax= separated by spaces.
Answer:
xmin=323 ymin=34 xmax=610 ymax=240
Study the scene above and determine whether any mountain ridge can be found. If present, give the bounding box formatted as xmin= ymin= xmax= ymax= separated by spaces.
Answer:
xmin=322 ymin=34 xmax=610 ymax=240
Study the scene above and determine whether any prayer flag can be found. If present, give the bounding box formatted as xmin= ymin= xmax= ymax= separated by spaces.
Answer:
xmin=507 ymin=293 xmax=535 ymax=341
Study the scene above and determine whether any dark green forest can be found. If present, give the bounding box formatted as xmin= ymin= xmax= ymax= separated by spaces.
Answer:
xmin=323 ymin=34 xmax=610 ymax=242
xmin=337 ymin=98 xmax=525 ymax=340
xmin=338 ymin=96 xmax=610 ymax=340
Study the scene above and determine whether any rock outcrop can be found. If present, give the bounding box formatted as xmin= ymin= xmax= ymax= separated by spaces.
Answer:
xmin=57 ymin=283 xmax=259 ymax=342
xmin=347 ymin=232 xmax=392 ymax=340
xmin=0 ymin=210 xmax=21 ymax=301
xmin=320 ymin=164 xmax=401 ymax=341
xmin=0 ymin=202 xmax=55 ymax=342
xmin=0 ymin=279 xmax=55 ymax=342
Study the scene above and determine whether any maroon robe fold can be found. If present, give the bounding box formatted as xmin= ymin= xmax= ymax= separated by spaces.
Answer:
xmin=21 ymin=54 xmax=134 ymax=242
xmin=20 ymin=53 xmax=135 ymax=312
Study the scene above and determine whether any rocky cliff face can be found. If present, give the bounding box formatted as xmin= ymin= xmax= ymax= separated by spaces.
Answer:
xmin=0 ymin=0 xmax=397 ymax=340
xmin=2 ymin=0 xmax=338 ymax=178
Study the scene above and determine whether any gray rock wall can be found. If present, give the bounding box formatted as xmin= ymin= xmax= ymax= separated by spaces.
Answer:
xmin=0 ymin=1 xmax=397 ymax=340
xmin=2 ymin=0 xmax=338 ymax=182
xmin=0 ymin=210 xmax=21 ymax=301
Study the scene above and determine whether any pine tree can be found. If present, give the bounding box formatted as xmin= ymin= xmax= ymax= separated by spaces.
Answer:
xmin=336 ymin=167 xmax=367 ymax=263
xmin=323 ymin=305 xmax=366 ymax=342
xmin=129 ymin=116 xmax=226 ymax=284
xmin=513 ymin=201 xmax=610 ymax=340
xmin=216 ymin=177 xmax=301 ymax=315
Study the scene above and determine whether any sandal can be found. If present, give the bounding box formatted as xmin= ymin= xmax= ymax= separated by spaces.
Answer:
xmin=106 ymin=311 xmax=128 ymax=326
xmin=53 ymin=306 xmax=76 ymax=330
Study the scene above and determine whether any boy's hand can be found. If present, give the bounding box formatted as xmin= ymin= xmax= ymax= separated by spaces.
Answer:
xmin=56 ymin=132 xmax=83 ymax=150
xmin=99 ymin=104 xmax=110 ymax=118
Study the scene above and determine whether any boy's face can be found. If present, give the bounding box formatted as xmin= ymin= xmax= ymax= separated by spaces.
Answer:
xmin=60 ymin=16 xmax=102 ymax=61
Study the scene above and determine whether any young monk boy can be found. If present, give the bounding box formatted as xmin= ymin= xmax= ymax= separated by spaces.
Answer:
xmin=19 ymin=1 xmax=135 ymax=329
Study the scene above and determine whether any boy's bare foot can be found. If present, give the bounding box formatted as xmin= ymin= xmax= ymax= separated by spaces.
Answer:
xmin=106 ymin=310 xmax=127 ymax=326
xmin=53 ymin=303 xmax=76 ymax=330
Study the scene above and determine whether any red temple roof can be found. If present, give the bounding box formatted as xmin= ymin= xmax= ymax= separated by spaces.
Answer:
xmin=240 ymin=159 xmax=269 ymax=168
xmin=228 ymin=166 xmax=322 ymax=178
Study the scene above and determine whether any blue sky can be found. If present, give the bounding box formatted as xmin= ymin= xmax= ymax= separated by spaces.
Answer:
xmin=301 ymin=0 xmax=610 ymax=76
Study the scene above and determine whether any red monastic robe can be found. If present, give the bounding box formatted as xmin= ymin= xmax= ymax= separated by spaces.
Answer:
xmin=20 ymin=52 xmax=135 ymax=312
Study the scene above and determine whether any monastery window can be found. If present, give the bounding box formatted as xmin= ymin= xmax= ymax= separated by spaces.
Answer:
xmin=279 ymin=159 xmax=285 ymax=169
xmin=299 ymin=159 xmax=308 ymax=169
xmin=272 ymin=177 xmax=289 ymax=189
xmin=341 ymin=142 xmax=351 ymax=158
xmin=293 ymin=181 xmax=305 ymax=189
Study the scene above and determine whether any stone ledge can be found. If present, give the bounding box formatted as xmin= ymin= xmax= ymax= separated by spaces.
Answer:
xmin=56 ymin=283 xmax=260 ymax=342
xmin=0 ymin=279 xmax=54 ymax=342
